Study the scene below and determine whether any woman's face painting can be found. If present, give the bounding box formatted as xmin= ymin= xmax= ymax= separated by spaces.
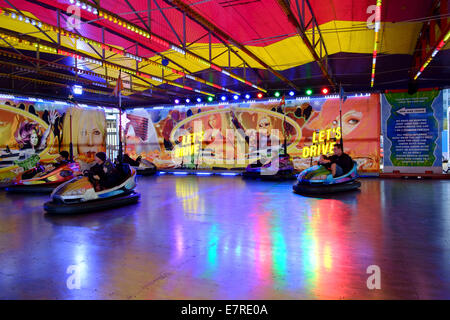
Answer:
xmin=30 ymin=130 xmax=39 ymax=147
xmin=78 ymin=116 xmax=104 ymax=157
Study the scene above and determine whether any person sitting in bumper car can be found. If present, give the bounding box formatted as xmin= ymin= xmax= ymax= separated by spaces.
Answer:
xmin=89 ymin=152 xmax=120 ymax=191
xmin=318 ymin=143 xmax=353 ymax=178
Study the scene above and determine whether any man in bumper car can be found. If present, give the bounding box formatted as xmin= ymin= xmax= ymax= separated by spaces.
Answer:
xmin=89 ymin=152 xmax=120 ymax=191
xmin=319 ymin=143 xmax=353 ymax=178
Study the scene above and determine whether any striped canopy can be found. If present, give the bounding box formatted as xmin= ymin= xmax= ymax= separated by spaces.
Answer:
xmin=0 ymin=0 xmax=448 ymax=107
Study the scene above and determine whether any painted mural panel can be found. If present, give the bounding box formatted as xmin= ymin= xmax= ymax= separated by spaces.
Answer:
xmin=124 ymin=94 xmax=381 ymax=173
xmin=0 ymin=98 xmax=106 ymax=186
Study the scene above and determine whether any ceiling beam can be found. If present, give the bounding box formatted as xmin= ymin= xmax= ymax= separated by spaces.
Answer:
xmin=411 ymin=0 xmax=450 ymax=81
xmin=24 ymin=0 xmax=265 ymax=92
xmin=276 ymin=0 xmax=336 ymax=89
xmin=17 ymin=0 xmax=244 ymax=95
xmin=164 ymin=0 xmax=300 ymax=91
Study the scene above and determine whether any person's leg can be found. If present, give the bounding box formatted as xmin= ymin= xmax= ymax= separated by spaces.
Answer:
xmin=93 ymin=180 xmax=102 ymax=192
xmin=334 ymin=164 xmax=344 ymax=177
xmin=331 ymin=163 xmax=336 ymax=177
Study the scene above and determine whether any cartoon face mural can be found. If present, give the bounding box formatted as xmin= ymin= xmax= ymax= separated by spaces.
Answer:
xmin=122 ymin=95 xmax=381 ymax=173
xmin=78 ymin=117 xmax=104 ymax=156
xmin=165 ymin=106 xmax=302 ymax=167
xmin=0 ymin=104 xmax=57 ymax=183
xmin=62 ymin=106 xmax=106 ymax=165
xmin=0 ymin=100 xmax=107 ymax=184
xmin=301 ymin=94 xmax=381 ymax=172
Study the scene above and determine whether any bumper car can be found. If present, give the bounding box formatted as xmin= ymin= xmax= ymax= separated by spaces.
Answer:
xmin=293 ymin=161 xmax=361 ymax=194
xmin=0 ymin=146 xmax=27 ymax=169
xmin=243 ymin=154 xmax=296 ymax=181
xmin=122 ymin=155 xmax=157 ymax=176
xmin=133 ymin=159 xmax=157 ymax=176
xmin=44 ymin=163 xmax=140 ymax=215
xmin=7 ymin=162 xmax=81 ymax=193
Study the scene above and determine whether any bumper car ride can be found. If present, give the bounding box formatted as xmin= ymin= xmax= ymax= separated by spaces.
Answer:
xmin=134 ymin=159 xmax=157 ymax=176
xmin=293 ymin=161 xmax=361 ymax=194
xmin=44 ymin=165 xmax=140 ymax=214
xmin=7 ymin=162 xmax=81 ymax=193
xmin=243 ymin=155 xmax=296 ymax=180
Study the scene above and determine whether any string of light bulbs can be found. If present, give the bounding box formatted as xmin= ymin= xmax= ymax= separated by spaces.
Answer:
xmin=0 ymin=7 xmax=239 ymax=96
xmin=62 ymin=0 xmax=266 ymax=92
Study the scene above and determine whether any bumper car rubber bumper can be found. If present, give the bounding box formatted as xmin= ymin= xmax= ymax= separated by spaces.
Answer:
xmin=7 ymin=183 xmax=63 ymax=193
xmin=242 ymin=169 xmax=296 ymax=181
xmin=136 ymin=167 xmax=157 ymax=176
xmin=44 ymin=191 xmax=140 ymax=215
xmin=293 ymin=180 xmax=361 ymax=194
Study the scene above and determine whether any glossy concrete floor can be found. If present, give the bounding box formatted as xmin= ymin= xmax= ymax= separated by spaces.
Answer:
xmin=0 ymin=175 xmax=450 ymax=300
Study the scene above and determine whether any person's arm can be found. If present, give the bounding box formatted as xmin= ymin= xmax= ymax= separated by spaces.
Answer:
xmin=229 ymin=108 xmax=244 ymax=132
xmin=346 ymin=154 xmax=354 ymax=170
xmin=318 ymin=155 xmax=331 ymax=164
xmin=231 ymin=110 xmax=255 ymax=146
xmin=103 ymin=161 xmax=118 ymax=176
xmin=89 ymin=164 xmax=102 ymax=180
xmin=38 ymin=110 xmax=59 ymax=150
xmin=38 ymin=126 xmax=51 ymax=151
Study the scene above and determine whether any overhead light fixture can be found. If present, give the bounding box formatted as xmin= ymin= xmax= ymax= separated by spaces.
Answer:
xmin=73 ymin=85 xmax=83 ymax=95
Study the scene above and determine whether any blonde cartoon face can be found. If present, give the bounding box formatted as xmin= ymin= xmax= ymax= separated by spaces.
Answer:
xmin=257 ymin=116 xmax=273 ymax=136
xmin=78 ymin=116 xmax=104 ymax=157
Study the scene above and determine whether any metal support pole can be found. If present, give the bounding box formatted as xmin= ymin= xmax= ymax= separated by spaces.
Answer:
xmin=209 ymin=32 xmax=212 ymax=63
xmin=57 ymin=9 xmax=61 ymax=46
xmin=135 ymin=43 xmax=138 ymax=72
xmin=183 ymin=11 xmax=186 ymax=50
xmin=36 ymin=42 xmax=40 ymax=72
xmin=118 ymin=95 xmax=123 ymax=164
xmin=69 ymin=113 xmax=73 ymax=162
xmin=102 ymin=27 xmax=108 ymax=85
xmin=148 ymin=0 xmax=151 ymax=32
